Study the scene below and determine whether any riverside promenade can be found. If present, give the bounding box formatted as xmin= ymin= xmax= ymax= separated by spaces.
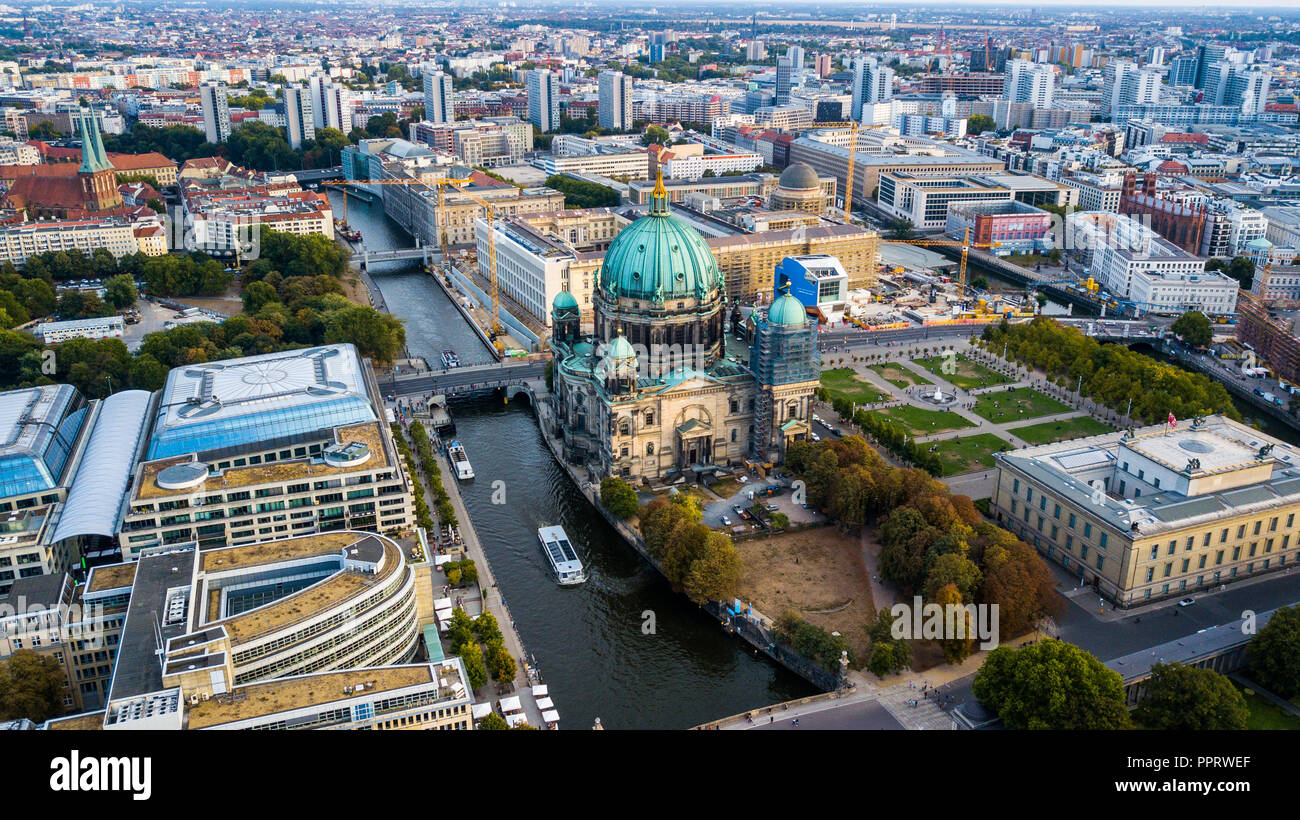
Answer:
xmin=394 ymin=417 xmax=551 ymax=728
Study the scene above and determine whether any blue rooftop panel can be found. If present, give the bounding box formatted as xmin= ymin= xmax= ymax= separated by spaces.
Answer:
xmin=145 ymin=344 xmax=377 ymax=460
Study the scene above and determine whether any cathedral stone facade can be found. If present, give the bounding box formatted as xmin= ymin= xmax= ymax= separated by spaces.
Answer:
xmin=548 ymin=172 xmax=821 ymax=483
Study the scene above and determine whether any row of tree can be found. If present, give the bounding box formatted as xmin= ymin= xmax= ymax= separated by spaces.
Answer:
xmin=638 ymin=492 xmax=743 ymax=605
xmin=980 ymin=317 xmax=1239 ymax=424
xmin=816 ymin=390 xmax=944 ymax=476
xmin=446 ymin=608 xmax=516 ymax=690
xmin=545 ymin=174 xmax=621 ymax=209
xmin=389 ymin=422 xmax=435 ymax=533
xmin=409 ymin=419 xmax=458 ymax=528
xmin=971 ymin=602 xmax=1300 ymax=730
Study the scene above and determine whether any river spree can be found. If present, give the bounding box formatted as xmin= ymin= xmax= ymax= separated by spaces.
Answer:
xmin=333 ymin=190 xmax=817 ymax=728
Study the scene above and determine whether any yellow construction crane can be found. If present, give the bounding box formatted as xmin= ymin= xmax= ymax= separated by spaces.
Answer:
xmin=883 ymin=228 xmax=1001 ymax=303
xmin=803 ymin=121 xmax=861 ymax=222
xmin=444 ymin=181 xmax=506 ymax=352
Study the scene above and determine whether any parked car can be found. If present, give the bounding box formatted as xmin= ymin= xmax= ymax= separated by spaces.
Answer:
xmin=721 ymin=516 xmax=732 ymax=527
xmin=1178 ymin=597 xmax=1196 ymax=607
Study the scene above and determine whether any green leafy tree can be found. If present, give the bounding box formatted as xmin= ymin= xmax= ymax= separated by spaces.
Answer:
xmin=0 ymin=650 xmax=66 ymax=723
xmin=323 ymin=305 xmax=406 ymax=364
xmin=642 ymin=124 xmax=670 ymax=146
xmin=865 ymin=607 xmax=912 ymax=677
xmin=1246 ymin=604 xmax=1300 ymax=699
xmin=477 ymin=711 xmax=509 ymax=729
xmin=56 ymin=290 xmax=113 ymax=320
xmin=242 ymin=280 xmax=279 ymax=314
xmin=973 ymin=640 xmax=1131 ymax=729
xmin=485 ymin=640 xmax=517 ymax=685
xmin=887 ymin=217 xmax=915 ymax=239
xmin=545 ymin=175 xmax=620 ymax=209
xmin=600 ymin=476 xmax=639 ymax=518
xmin=472 ymin=610 xmax=503 ymax=645
xmin=968 ymin=114 xmax=995 ymax=134
xmin=1171 ymin=310 xmax=1213 ymax=348
xmin=458 ymin=641 xmax=489 ymax=690
xmin=1133 ymin=663 xmax=1249 ymax=730
xmin=103 ymin=274 xmax=139 ymax=310
xmin=923 ymin=552 xmax=982 ymax=602
xmin=1225 ymin=256 xmax=1255 ymax=290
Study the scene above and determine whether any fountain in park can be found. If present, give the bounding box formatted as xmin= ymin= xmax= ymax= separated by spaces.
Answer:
xmin=914 ymin=384 xmax=958 ymax=407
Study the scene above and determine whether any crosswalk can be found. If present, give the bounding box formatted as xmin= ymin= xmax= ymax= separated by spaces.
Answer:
xmin=877 ymin=683 xmax=957 ymax=730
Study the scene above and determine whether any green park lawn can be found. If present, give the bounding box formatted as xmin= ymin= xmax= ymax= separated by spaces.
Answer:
xmin=927 ymin=433 xmax=1012 ymax=477
xmin=868 ymin=405 xmax=974 ymax=436
xmin=912 ymin=354 xmax=1012 ymax=390
xmin=1234 ymin=682 xmax=1300 ymax=730
xmin=1010 ymin=416 xmax=1115 ymax=445
xmin=868 ymin=363 xmax=932 ymax=390
xmin=820 ymin=368 xmax=891 ymax=404
xmin=972 ymin=387 xmax=1073 ymax=424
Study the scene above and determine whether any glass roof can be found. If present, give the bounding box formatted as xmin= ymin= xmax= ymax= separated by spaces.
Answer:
xmin=0 ymin=384 xmax=85 ymax=499
xmin=146 ymin=344 xmax=377 ymax=460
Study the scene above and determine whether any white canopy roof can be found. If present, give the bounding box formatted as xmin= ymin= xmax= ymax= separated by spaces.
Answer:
xmin=471 ymin=703 xmax=492 ymax=719
xmin=542 ymin=710 xmax=560 ymax=723
xmin=505 ymin=713 xmax=530 ymax=727
xmin=535 ymin=697 xmax=554 ymax=710
xmin=531 ymin=684 xmax=549 ymax=697
xmin=434 ymin=597 xmax=454 ymax=609
xmin=50 ymin=390 xmax=151 ymax=544
xmin=498 ymin=695 xmax=522 ymax=713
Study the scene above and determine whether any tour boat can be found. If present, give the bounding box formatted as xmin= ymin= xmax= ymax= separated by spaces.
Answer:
xmin=441 ymin=349 xmax=460 ymax=368
xmin=537 ymin=525 xmax=586 ymax=585
xmin=447 ymin=440 xmax=474 ymax=481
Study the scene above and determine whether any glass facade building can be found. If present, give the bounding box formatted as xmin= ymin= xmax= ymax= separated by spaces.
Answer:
xmin=145 ymin=345 xmax=378 ymax=460
xmin=0 ymin=384 xmax=87 ymax=500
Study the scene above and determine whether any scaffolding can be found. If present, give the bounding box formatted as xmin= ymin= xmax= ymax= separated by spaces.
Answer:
xmin=749 ymin=310 xmax=819 ymax=458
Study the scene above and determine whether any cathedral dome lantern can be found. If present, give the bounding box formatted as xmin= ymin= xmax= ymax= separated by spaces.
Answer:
xmin=551 ymin=290 xmax=581 ymax=346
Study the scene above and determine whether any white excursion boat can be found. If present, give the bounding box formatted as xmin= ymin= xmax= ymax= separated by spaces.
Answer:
xmin=447 ymin=440 xmax=474 ymax=481
xmin=537 ymin=525 xmax=586 ymax=585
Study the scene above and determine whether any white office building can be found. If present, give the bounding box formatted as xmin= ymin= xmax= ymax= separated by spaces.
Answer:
xmin=283 ymin=85 xmax=315 ymax=150
xmin=1101 ymin=61 xmax=1161 ymax=117
xmin=199 ymin=81 xmax=230 ymax=144
xmin=598 ymin=70 xmax=633 ymax=132
xmin=851 ymin=56 xmax=894 ymax=121
xmin=1093 ymin=217 xmax=1236 ymax=315
xmin=527 ymin=69 xmax=560 ymax=133
xmin=1003 ymin=60 xmax=1055 ymax=109
xmin=424 ymin=71 xmax=453 ymax=125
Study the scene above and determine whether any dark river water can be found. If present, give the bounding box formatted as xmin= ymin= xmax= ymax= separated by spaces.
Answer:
xmin=329 ymin=189 xmax=816 ymax=729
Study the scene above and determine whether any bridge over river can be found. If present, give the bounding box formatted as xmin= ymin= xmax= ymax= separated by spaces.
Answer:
xmin=384 ymin=359 xmax=546 ymax=397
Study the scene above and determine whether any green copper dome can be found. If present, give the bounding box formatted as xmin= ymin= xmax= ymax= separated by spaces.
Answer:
xmin=553 ymin=290 xmax=579 ymax=311
xmin=604 ymin=333 xmax=637 ymax=361
xmin=599 ymin=173 xmax=723 ymax=304
xmin=768 ymin=292 xmax=808 ymax=327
